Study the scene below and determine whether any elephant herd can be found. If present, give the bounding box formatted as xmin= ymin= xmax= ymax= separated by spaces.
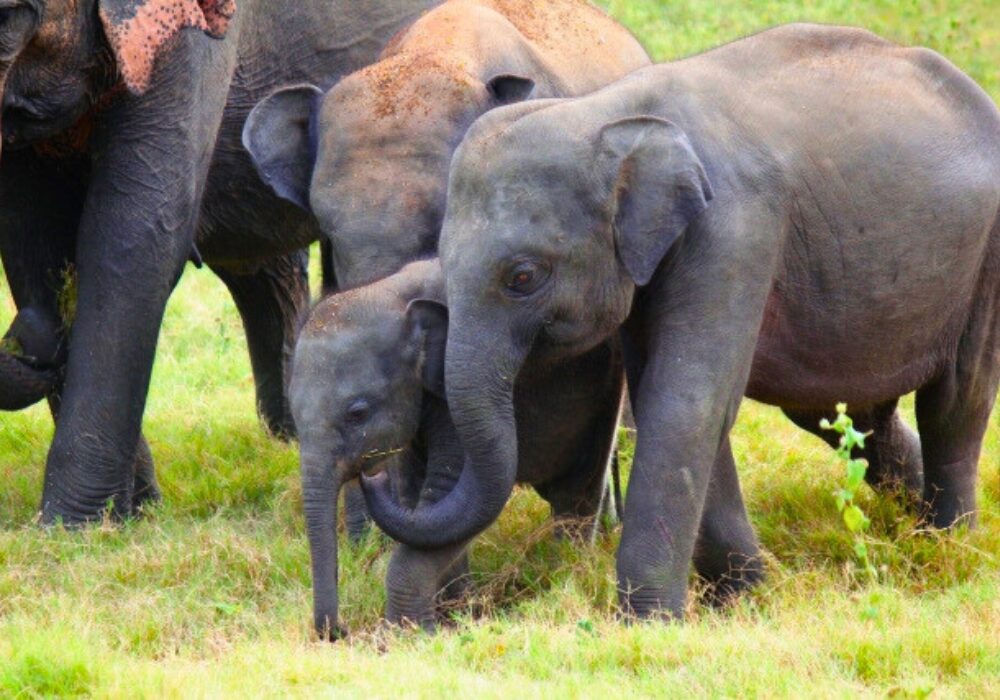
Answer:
xmin=1 ymin=1 xmax=998 ymax=639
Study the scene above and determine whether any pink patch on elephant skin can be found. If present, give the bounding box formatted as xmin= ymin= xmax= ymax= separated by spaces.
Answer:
xmin=99 ymin=0 xmax=236 ymax=94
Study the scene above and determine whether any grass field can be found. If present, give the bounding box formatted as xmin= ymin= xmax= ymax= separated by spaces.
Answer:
xmin=2 ymin=1 xmax=1000 ymax=696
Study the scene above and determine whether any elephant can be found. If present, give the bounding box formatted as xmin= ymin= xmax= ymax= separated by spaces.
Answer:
xmin=291 ymin=259 xmax=623 ymax=637
xmin=243 ymin=0 xmax=649 ymax=290
xmin=0 ymin=0 xmax=441 ymax=523
xmin=243 ymin=0 xmax=647 ymax=538
xmin=362 ymin=24 xmax=1000 ymax=621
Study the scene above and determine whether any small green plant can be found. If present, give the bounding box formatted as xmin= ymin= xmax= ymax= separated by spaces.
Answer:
xmin=820 ymin=403 xmax=877 ymax=582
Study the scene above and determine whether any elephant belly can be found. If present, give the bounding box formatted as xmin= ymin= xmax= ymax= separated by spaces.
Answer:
xmin=745 ymin=243 xmax=983 ymax=410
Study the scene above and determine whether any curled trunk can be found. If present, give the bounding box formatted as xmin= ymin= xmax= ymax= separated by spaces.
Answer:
xmin=0 ymin=351 xmax=57 ymax=410
xmin=363 ymin=326 xmax=523 ymax=549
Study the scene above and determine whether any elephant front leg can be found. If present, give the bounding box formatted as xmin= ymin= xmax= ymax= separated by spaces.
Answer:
xmin=383 ymin=402 xmax=472 ymax=628
xmin=617 ymin=203 xmax=779 ymax=619
xmin=212 ymin=249 xmax=311 ymax=439
xmin=39 ymin=34 xmax=236 ymax=524
xmin=384 ymin=541 xmax=471 ymax=631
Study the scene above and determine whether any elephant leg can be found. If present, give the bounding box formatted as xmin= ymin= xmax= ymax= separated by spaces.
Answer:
xmin=535 ymin=387 xmax=624 ymax=543
xmin=534 ymin=459 xmax=611 ymax=542
xmin=0 ymin=150 xmax=164 ymax=519
xmin=914 ymin=291 xmax=1000 ymax=528
xmin=692 ymin=436 xmax=763 ymax=605
xmin=40 ymin=31 xmax=238 ymax=523
xmin=783 ymin=400 xmax=923 ymax=499
xmin=385 ymin=540 xmax=471 ymax=630
xmin=384 ymin=493 xmax=471 ymax=630
xmin=45 ymin=390 xmax=160 ymax=515
xmin=212 ymin=249 xmax=311 ymax=440
xmin=383 ymin=416 xmax=473 ymax=629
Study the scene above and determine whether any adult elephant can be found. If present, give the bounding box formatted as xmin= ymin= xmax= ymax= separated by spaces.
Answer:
xmin=0 ymin=0 xmax=439 ymax=523
xmin=363 ymin=25 xmax=1000 ymax=619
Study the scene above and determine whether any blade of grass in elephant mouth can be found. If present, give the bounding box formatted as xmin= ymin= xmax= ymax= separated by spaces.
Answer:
xmin=360 ymin=447 xmax=405 ymax=475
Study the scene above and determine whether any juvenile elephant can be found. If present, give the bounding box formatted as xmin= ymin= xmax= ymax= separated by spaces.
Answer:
xmin=244 ymin=0 xmax=647 ymax=537
xmin=292 ymin=259 xmax=623 ymax=637
xmin=363 ymin=24 xmax=1000 ymax=620
xmin=243 ymin=0 xmax=649 ymax=289
xmin=0 ymin=0 xmax=439 ymax=522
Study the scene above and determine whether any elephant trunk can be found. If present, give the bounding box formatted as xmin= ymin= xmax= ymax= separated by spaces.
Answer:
xmin=0 ymin=307 xmax=66 ymax=410
xmin=300 ymin=443 xmax=345 ymax=640
xmin=0 ymin=350 xmax=57 ymax=410
xmin=362 ymin=324 xmax=523 ymax=549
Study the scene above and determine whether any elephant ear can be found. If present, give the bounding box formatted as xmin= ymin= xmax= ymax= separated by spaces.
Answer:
xmin=405 ymin=299 xmax=449 ymax=398
xmin=242 ymin=85 xmax=324 ymax=211
xmin=99 ymin=0 xmax=237 ymax=94
xmin=599 ymin=116 xmax=714 ymax=286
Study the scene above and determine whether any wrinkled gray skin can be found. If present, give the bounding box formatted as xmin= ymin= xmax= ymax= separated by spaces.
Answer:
xmin=291 ymin=259 xmax=623 ymax=637
xmin=244 ymin=0 xmax=648 ymax=539
xmin=364 ymin=24 xmax=1000 ymax=620
xmin=0 ymin=0 xmax=440 ymax=524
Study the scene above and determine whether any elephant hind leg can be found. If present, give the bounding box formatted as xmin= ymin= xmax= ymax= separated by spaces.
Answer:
xmin=692 ymin=436 xmax=763 ymax=606
xmin=915 ymin=279 xmax=1000 ymax=528
xmin=783 ymin=401 xmax=924 ymax=499
xmin=535 ymin=379 xmax=625 ymax=542
xmin=212 ymin=249 xmax=311 ymax=439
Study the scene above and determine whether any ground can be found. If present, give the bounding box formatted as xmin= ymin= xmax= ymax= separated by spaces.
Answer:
xmin=2 ymin=1 xmax=999 ymax=696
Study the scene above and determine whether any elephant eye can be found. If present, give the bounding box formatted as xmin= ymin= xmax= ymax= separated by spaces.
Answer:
xmin=345 ymin=399 xmax=371 ymax=424
xmin=504 ymin=259 xmax=550 ymax=297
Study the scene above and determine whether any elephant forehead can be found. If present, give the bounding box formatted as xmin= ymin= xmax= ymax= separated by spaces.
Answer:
xmin=296 ymin=332 xmax=394 ymax=392
xmin=327 ymin=52 xmax=480 ymax=125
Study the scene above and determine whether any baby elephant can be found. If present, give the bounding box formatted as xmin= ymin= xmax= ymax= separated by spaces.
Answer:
xmin=291 ymin=259 xmax=623 ymax=637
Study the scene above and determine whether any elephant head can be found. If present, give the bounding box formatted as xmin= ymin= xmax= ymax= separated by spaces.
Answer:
xmin=362 ymin=104 xmax=712 ymax=549
xmin=0 ymin=0 xmax=233 ymax=148
xmin=290 ymin=260 xmax=448 ymax=637
xmin=242 ymin=62 xmax=535 ymax=288
xmin=0 ymin=0 xmax=232 ymax=408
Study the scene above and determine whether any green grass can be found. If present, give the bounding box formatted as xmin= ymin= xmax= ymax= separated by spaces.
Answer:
xmin=2 ymin=1 xmax=1000 ymax=696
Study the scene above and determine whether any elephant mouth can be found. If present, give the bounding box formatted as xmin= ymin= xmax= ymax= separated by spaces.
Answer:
xmin=359 ymin=446 xmax=405 ymax=475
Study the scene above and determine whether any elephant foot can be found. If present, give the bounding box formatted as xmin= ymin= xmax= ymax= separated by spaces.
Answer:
xmin=40 ymin=436 xmax=160 ymax=526
xmin=697 ymin=552 xmax=765 ymax=608
xmin=552 ymin=514 xmax=599 ymax=542
xmin=130 ymin=436 xmax=161 ymax=515
xmin=385 ymin=542 xmax=471 ymax=632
